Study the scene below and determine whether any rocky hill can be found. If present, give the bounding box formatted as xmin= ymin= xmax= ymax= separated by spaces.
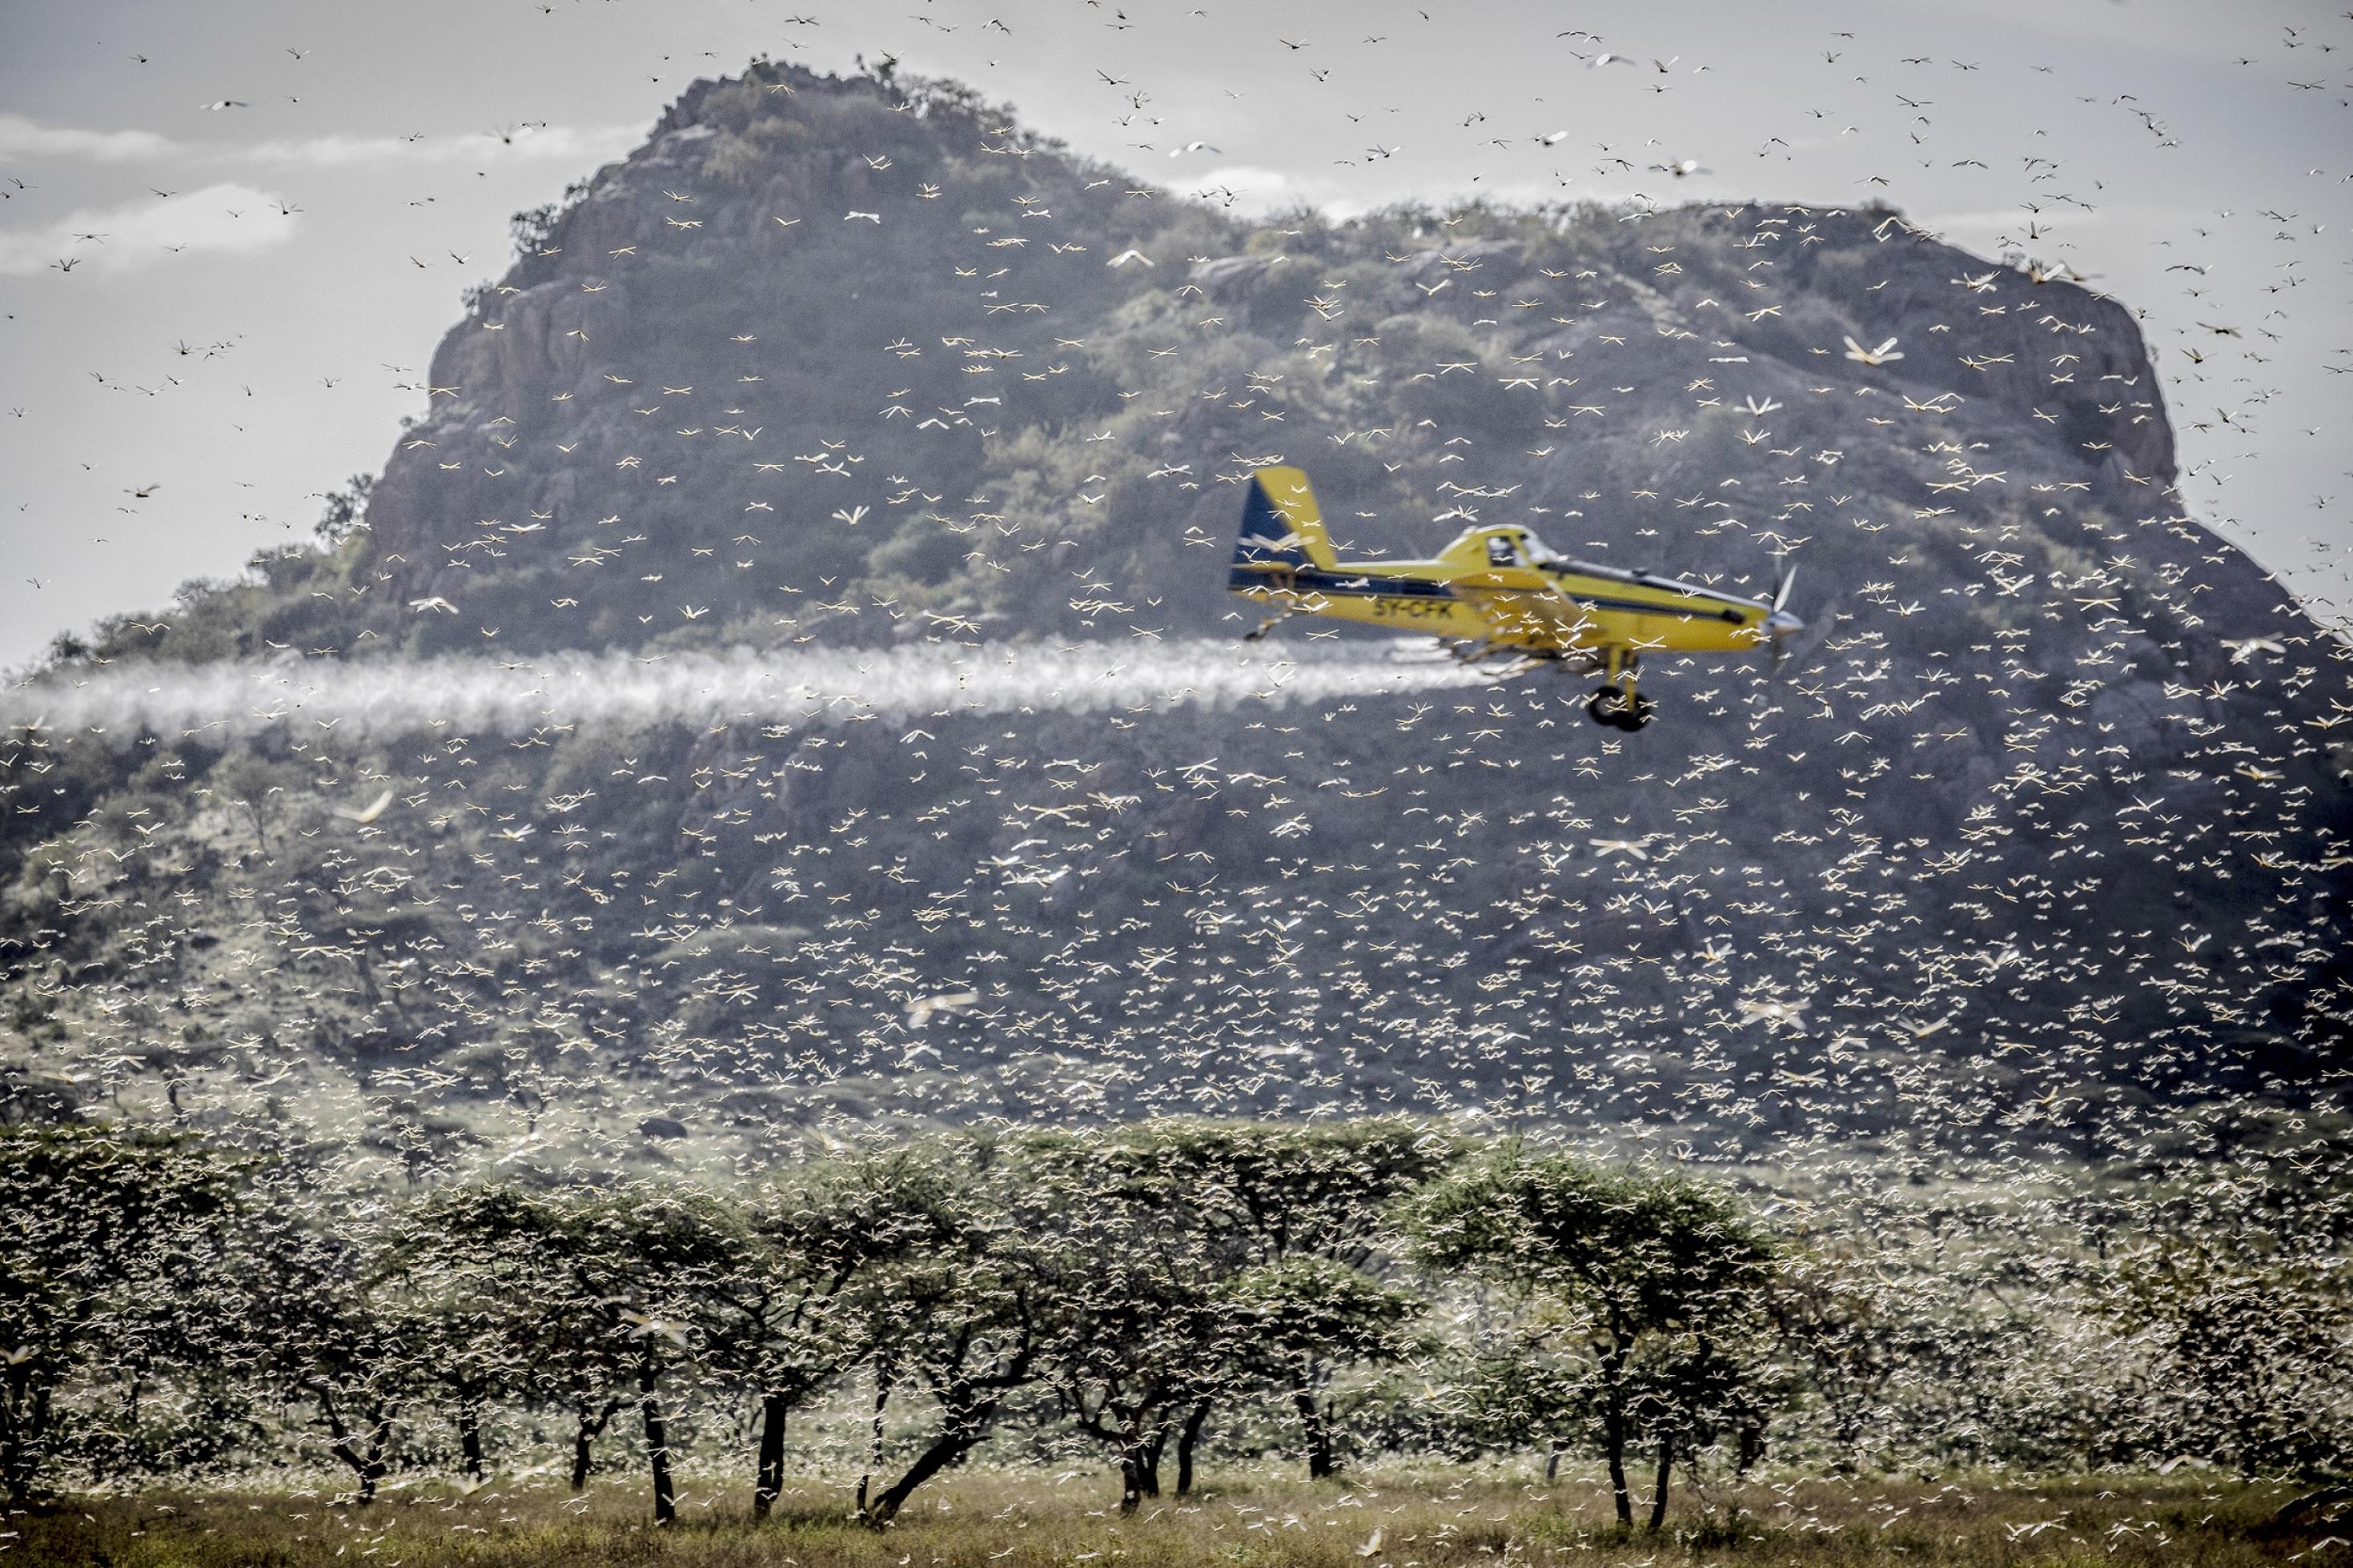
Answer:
xmin=2 ymin=59 xmax=2347 ymax=1181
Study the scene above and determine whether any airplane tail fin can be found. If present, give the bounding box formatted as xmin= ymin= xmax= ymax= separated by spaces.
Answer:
xmin=1234 ymin=466 xmax=1339 ymax=572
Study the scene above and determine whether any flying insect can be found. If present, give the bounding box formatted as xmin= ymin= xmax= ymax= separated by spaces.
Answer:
xmin=1230 ymin=466 xmax=1801 ymax=729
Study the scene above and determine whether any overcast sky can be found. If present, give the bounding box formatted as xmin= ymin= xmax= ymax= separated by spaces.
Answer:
xmin=2 ymin=0 xmax=2347 ymax=670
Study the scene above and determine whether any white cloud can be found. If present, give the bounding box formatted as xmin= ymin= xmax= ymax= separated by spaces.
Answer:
xmin=0 ymin=114 xmax=639 ymax=170
xmin=0 ymin=183 xmax=299 ymax=275
xmin=0 ymin=115 xmax=175 ymax=162
xmin=242 ymin=123 xmax=642 ymax=167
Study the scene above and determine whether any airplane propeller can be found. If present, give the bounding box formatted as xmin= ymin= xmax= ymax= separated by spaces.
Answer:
xmin=1765 ymin=565 xmax=1800 ymax=672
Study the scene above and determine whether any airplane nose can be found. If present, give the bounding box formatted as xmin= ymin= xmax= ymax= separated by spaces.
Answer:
xmin=1767 ymin=608 xmax=1804 ymax=637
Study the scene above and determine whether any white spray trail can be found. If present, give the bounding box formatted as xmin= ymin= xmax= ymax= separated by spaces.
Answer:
xmin=5 ymin=640 xmax=1490 ymax=745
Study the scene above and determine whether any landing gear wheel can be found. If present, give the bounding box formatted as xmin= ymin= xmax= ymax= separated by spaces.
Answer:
xmin=1588 ymin=688 xmax=1655 ymax=730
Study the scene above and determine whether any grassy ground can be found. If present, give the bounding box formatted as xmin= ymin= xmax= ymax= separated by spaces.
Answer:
xmin=4 ymin=1469 xmax=2345 ymax=1567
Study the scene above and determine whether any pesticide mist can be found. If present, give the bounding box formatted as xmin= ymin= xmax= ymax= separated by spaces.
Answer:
xmin=2 ymin=640 xmax=1491 ymax=744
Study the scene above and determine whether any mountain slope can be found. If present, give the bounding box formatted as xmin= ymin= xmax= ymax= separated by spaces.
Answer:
xmin=2 ymin=59 xmax=2347 ymax=1178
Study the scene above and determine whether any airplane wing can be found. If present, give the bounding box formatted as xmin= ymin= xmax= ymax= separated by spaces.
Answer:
xmin=1450 ymin=576 xmax=1602 ymax=651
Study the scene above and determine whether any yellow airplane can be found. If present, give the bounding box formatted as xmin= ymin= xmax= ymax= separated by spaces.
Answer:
xmin=1229 ymin=466 xmax=1801 ymax=730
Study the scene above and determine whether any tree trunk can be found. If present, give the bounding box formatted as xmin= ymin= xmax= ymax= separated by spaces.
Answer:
xmin=865 ymin=1403 xmax=998 ymax=1528
xmin=1139 ymin=1424 xmax=1166 ymax=1498
xmin=854 ymin=1365 xmax=894 ymax=1524
xmin=1604 ymin=1438 xmax=1630 ymax=1526
xmin=640 ymin=1365 xmax=675 ymax=1527
xmin=1544 ymin=1443 xmax=1563 ymax=1482
xmin=457 ymin=1402 xmax=484 ymax=1481
xmin=1737 ymin=1418 xmax=1767 ymax=1479
xmin=753 ymin=1391 xmax=789 ymax=1520
xmin=571 ymin=1398 xmax=620 ymax=1491
xmin=1647 ymin=1438 xmax=1672 ymax=1533
xmin=313 ymin=1386 xmax=392 ymax=1507
xmin=1597 ymin=1340 xmax=1632 ymax=1526
xmin=1118 ymin=1448 xmax=1145 ymax=1518
xmin=1291 ymin=1379 xmax=1335 ymax=1480
xmin=0 ymin=1365 xmax=54 ymax=1507
xmin=1115 ymin=1412 xmax=1166 ymax=1515
xmin=1175 ymin=1399 xmax=1210 ymax=1497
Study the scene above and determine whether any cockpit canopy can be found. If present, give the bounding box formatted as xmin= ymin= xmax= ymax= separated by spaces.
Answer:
xmin=1476 ymin=527 xmax=1729 ymax=601
xmin=1483 ymin=527 xmax=1564 ymax=569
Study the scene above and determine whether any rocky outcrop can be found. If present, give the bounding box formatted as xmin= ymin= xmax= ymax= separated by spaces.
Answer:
xmin=4 ymin=62 xmax=2347 ymax=1175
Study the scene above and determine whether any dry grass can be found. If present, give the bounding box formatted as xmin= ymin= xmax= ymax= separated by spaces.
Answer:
xmin=3 ymin=1469 xmax=2341 ymax=1568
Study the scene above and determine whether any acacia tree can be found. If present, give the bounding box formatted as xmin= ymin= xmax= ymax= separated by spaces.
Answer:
xmin=1225 ymin=1257 xmax=1425 ymax=1479
xmin=1455 ymin=1321 xmax=1594 ymax=1481
xmin=2106 ymin=1241 xmax=2353 ymax=1477
xmin=848 ymin=1135 xmax=1045 ymax=1528
xmin=396 ymin=1190 xmax=553 ymax=1484
xmin=415 ymin=1188 xmax=620 ymax=1490
xmin=1412 ymin=1151 xmax=1779 ymax=1530
xmin=238 ymin=1184 xmax=427 ymax=1506
xmin=1772 ymin=1241 xmax=1918 ymax=1474
xmin=1017 ymin=1130 xmax=1238 ymax=1514
xmin=600 ymin=1191 xmax=744 ymax=1526
xmin=1142 ymin=1118 xmax=1457 ymax=1483
xmin=1622 ymin=1321 xmax=1781 ymax=1518
xmin=729 ymin=1149 xmax=967 ymax=1520
xmin=0 ymin=1126 xmax=241 ymax=1504
xmin=210 ymin=753 xmax=283 ymax=853
xmin=423 ymin=1182 xmax=743 ymax=1523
